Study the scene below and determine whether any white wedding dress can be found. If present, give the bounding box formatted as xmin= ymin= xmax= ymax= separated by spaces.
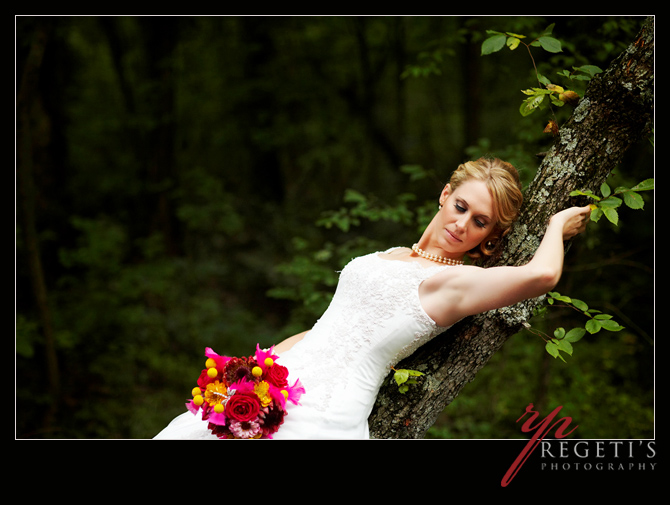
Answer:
xmin=154 ymin=248 xmax=457 ymax=440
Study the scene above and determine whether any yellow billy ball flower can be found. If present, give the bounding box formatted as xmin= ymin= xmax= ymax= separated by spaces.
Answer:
xmin=191 ymin=387 xmax=202 ymax=397
xmin=193 ymin=395 xmax=204 ymax=406
xmin=205 ymin=358 xmax=217 ymax=369
xmin=214 ymin=403 xmax=225 ymax=414
xmin=207 ymin=367 xmax=218 ymax=379
xmin=252 ymin=366 xmax=263 ymax=377
xmin=264 ymin=357 xmax=274 ymax=367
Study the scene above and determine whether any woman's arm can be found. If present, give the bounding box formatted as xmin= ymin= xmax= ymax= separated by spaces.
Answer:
xmin=274 ymin=330 xmax=309 ymax=355
xmin=420 ymin=205 xmax=591 ymax=326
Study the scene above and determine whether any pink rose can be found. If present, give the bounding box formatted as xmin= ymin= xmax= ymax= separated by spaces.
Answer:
xmin=225 ymin=393 xmax=260 ymax=423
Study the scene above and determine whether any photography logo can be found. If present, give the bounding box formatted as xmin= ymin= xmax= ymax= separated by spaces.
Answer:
xmin=502 ymin=403 xmax=656 ymax=487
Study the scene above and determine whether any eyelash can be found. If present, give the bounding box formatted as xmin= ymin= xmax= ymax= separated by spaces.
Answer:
xmin=454 ymin=203 xmax=487 ymax=228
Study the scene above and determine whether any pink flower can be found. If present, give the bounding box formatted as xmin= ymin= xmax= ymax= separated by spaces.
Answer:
xmin=229 ymin=419 xmax=262 ymax=439
xmin=285 ymin=378 xmax=305 ymax=406
xmin=254 ymin=344 xmax=279 ymax=372
xmin=205 ymin=347 xmax=231 ymax=370
xmin=207 ymin=410 xmax=228 ymax=427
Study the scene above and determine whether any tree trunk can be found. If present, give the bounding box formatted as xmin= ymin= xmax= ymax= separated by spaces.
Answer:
xmin=17 ymin=21 xmax=61 ymax=420
xmin=368 ymin=16 xmax=654 ymax=439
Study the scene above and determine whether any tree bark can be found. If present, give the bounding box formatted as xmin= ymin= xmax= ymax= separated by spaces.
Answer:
xmin=368 ymin=16 xmax=654 ymax=439
xmin=17 ymin=21 xmax=61 ymax=418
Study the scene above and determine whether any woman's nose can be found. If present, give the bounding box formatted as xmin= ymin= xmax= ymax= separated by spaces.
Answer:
xmin=455 ymin=215 xmax=468 ymax=230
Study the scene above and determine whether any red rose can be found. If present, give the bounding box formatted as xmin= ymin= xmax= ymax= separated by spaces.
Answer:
xmin=266 ymin=364 xmax=289 ymax=388
xmin=225 ymin=393 xmax=260 ymax=423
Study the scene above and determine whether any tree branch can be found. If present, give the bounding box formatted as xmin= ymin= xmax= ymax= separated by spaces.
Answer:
xmin=368 ymin=16 xmax=654 ymax=439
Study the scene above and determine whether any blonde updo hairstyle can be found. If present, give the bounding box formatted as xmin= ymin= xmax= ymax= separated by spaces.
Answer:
xmin=448 ymin=157 xmax=523 ymax=260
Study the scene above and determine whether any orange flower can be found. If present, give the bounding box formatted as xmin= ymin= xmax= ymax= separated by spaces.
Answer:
xmin=254 ymin=381 xmax=273 ymax=408
xmin=204 ymin=380 xmax=230 ymax=408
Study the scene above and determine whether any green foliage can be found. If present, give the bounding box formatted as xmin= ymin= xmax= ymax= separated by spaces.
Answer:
xmin=481 ymin=26 xmax=562 ymax=56
xmin=392 ymin=368 xmax=425 ymax=394
xmin=482 ymin=23 xmax=603 ymax=119
xmin=571 ymin=178 xmax=654 ymax=226
xmin=531 ymin=291 xmax=625 ymax=363
xmin=316 ymin=189 xmax=416 ymax=233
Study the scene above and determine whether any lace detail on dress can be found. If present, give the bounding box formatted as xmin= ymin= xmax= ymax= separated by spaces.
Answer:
xmin=288 ymin=249 xmax=454 ymax=412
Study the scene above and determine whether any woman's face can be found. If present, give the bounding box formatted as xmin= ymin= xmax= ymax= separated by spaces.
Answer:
xmin=436 ymin=180 xmax=495 ymax=257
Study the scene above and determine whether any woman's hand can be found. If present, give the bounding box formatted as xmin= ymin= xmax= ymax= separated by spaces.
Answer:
xmin=550 ymin=205 xmax=592 ymax=240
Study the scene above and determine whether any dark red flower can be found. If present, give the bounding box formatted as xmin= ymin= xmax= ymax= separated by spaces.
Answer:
xmin=258 ymin=405 xmax=286 ymax=436
xmin=223 ymin=357 xmax=254 ymax=385
xmin=266 ymin=364 xmax=289 ymax=388
xmin=225 ymin=393 xmax=261 ymax=423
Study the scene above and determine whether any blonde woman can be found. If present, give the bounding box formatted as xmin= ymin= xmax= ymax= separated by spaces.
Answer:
xmin=155 ymin=157 xmax=591 ymax=439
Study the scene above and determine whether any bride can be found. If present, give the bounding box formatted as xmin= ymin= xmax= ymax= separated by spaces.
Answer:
xmin=154 ymin=157 xmax=591 ymax=439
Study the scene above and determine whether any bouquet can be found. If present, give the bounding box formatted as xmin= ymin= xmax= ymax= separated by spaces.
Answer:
xmin=186 ymin=344 xmax=305 ymax=439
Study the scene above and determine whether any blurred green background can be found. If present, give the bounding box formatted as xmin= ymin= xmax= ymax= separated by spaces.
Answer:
xmin=16 ymin=16 xmax=653 ymax=439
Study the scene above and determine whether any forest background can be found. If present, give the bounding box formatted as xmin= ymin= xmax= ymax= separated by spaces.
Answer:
xmin=16 ymin=15 xmax=653 ymax=439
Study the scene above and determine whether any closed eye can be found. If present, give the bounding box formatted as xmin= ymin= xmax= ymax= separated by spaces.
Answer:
xmin=455 ymin=203 xmax=488 ymax=228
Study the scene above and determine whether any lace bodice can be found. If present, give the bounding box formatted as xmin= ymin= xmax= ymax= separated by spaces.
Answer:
xmin=271 ymin=248 xmax=456 ymax=438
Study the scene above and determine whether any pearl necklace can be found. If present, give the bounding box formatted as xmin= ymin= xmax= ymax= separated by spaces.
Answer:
xmin=411 ymin=244 xmax=464 ymax=266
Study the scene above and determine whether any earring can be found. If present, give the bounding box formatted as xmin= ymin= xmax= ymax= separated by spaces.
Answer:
xmin=486 ymin=241 xmax=494 ymax=249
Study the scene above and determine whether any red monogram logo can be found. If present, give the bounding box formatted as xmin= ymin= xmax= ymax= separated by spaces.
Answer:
xmin=502 ymin=403 xmax=579 ymax=487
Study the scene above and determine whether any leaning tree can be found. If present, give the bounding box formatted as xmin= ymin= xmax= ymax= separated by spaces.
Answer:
xmin=368 ymin=16 xmax=654 ymax=438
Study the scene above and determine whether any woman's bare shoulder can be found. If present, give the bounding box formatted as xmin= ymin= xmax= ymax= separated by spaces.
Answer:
xmin=383 ymin=246 xmax=412 ymax=257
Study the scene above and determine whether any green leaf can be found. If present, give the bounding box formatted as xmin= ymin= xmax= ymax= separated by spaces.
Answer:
xmin=545 ymin=340 xmax=566 ymax=362
xmin=575 ymin=65 xmax=603 ymax=78
xmin=570 ymin=189 xmax=600 ymax=201
xmin=393 ymin=368 xmax=424 ymax=387
xmin=600 ymin=182 xmax=611 ymax=198
xmin=482 ymin=34 xmax=507 ymax=55
xmin=570 ymin=298 xmax=589 ymax=312
xmin=599 ymin=319 xmax=625 ymax=332
xmin=545 ymin=340 xmax=559 ymax=358
xmin=554 ymin=327 xmax=566 ymax=339
xmin=602 ymin=207 xmax=619 ymax=226
xmin=393 ymin=369 xmax=409 ymax=386
xmin=520 ymin=94 xmax=545 ymax=116
xmin=599 ymin=196 xmax=622 ymax=208
xmin=540 ymin=23 xmax=556 ymax=36
xmin=565 ymin=327 xmax=586 ymax=343
xmin=631 ymin=178 xmax=654 ymax=192
xmin=548 ymin=292 xmax=572 ymax=303
xmin=506 ymin=37 xmax=521 ymax=50
xmin=538 ymin=36 xmax=562 ymax=53
xmin=586 ymin=318 xmax=602 ymax=334
xmin=590 ymin=207 xmax=603 ymax=222
xmin=557 ymin=339 xmax=573 ymax=356
xmin=623 ymin=191 xmax=644 ymax=210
